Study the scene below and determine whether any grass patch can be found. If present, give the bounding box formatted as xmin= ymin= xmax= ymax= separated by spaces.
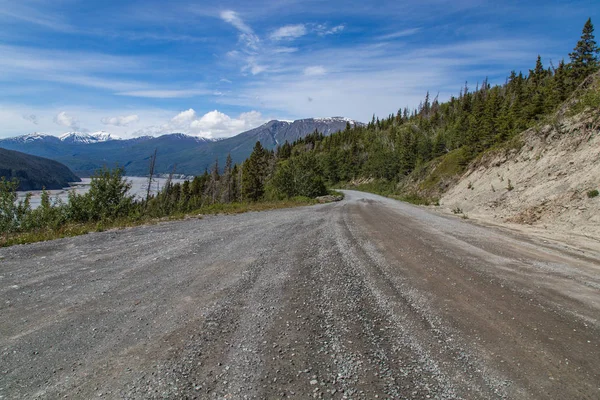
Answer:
xmin=0 ymin=197 xmax=316 ymax=248
xmin=419 ymin=148 xmax=469 ymax=193
xmin=568 ymin=84 xmax=600 ymax=116
xmin=390 ymin=193 xmax=438 ymax=206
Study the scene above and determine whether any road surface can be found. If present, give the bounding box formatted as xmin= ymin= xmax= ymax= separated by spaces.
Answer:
xmin=1 ymin=190 xmax=599 ymax=399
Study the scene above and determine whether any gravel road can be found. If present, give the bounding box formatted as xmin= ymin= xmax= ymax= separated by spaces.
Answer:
xmin=1 ymin=190 xmax=599 ymax=399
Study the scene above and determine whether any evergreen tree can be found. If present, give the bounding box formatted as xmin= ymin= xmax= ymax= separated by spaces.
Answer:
xmin=242 ymin=142 xmax=268 ymax=201
xmin=569 ymin=18 xmax=600 ymax=80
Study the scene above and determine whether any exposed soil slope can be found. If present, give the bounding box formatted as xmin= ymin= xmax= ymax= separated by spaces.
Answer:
xmin=440 ymin=75 xmax=600 ymax=248
xmin=441 ymin=108 xmax=600 ymax=247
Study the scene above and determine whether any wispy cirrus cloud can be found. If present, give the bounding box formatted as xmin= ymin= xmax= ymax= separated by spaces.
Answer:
xmin=116 ymin=89 xmax=211 ymax=99
xmin=377 ymin=28 xmax=421 ymax=40
xmin=220 ymin=10 xmax=260 ymax=49
xmin=22 ymin=114 xmax=38 ymax=125
xmin=303 ymin=66 xmax=327 ymax=76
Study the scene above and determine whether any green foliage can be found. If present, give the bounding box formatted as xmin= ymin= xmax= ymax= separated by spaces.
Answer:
xmin=22 ymin=190 xmax=68 ymax=231
xmin=587 ymin=189 xmax=599 ymax=198
xmin=68 ymin=167 xmax=135 ymax=222
xmin=242 ymin=142 xmax=269 ymax=201
xmin=569 ymin=18 xmax=600 ymax=81
xmin=269 ymin=152 xmax=327 ymax=199
xmin=0 ymin=177 xmax=30 ymax=234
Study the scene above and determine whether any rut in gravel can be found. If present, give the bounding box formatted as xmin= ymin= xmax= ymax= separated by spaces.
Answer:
xmin=1 ymin=190 xmax=599 ymax=399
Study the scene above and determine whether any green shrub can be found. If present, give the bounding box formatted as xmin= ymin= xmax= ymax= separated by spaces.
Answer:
xmin=588 ymin=189 xmax=599 ymax=198
xmin=268 ymin=153 xmax=327 ymax=199
xmin=0 ymin=177 xmax=31 ymax=234
xmin=67 ymin=167 xmax=134 ymax=222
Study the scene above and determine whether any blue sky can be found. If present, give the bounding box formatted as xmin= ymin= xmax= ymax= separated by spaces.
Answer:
xmin=0 ymin=0 xmax=597 ymax=139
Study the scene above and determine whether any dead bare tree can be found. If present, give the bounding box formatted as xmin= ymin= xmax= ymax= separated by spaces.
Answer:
xmin=145 ymin=148 xmax=157 ymax=205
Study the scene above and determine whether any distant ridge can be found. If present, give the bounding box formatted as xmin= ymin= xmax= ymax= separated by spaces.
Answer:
xmin=0 ymin=148 xmax=81 ymax=191
xmin=0 ymin=117 xmax=362 ymax=176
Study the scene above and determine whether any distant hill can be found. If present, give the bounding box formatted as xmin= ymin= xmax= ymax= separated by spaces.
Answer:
xmin=0 ymin=148 xmax=81 ymax=191
xmin=0 ymin=117 xmax=362 ymax=176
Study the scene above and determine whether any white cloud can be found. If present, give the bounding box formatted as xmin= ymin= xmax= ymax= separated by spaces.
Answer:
xmin=220 ymin=10 xmax=253 ymax=35
xmin=134 ymin=109 xmax=266 ymax=139
xmin=220 ymin=10 xmax=259 ymax=50
xmin=377 ymin=28 xmax=421 ymax=40
xmin=316 ymin=24 xmax=345 ymax=36
xmin=171 ymin=108 xmax=197 ymax=125
xmin=218 ymin=38 xmax=545 ymax=123
xmin=304 ymin=66 xmax=327 ymax=76
xmin=242 ymin=60 xmax=267 ymax=75
xmin=53 ymin=111 xmax=79 ymax=130
xmin=270 ymin=24 xmax=307 ymax=41
xmin=189 ymin=110 xmax=264 ymax=138
xmin=101 ymin=114 xmax=140 ymax=127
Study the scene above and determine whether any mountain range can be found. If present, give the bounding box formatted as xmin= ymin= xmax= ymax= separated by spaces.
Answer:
xmin=0 ymin=117 xmax=361 ymax=177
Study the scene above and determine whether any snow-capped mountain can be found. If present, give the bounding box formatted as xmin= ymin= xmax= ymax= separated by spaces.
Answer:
xmin=167 ymin=133 xmax=218 ymax=143
xmin=8 ymin=132 xmax=56 ymax=144
xmin=59 ymin=131 xmax=121 ymax=144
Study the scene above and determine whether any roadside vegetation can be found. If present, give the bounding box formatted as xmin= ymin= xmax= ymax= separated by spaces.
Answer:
xmin=0 ymin=159 xmax=323 ymax=247
xmin=1 ymin=18 xmax=598 ymax=246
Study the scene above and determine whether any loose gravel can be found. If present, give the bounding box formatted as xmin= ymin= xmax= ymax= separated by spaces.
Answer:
xmin=1 ymin=190 xmax=599 ymax=399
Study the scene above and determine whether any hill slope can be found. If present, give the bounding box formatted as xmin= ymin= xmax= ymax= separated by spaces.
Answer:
xmin=0 ymin=148 xmax=81 ymax=190
xmin=439 ymin=79 xmax=600 ymax=241
xmin=0 ymin=117 xmax=360 ymax=176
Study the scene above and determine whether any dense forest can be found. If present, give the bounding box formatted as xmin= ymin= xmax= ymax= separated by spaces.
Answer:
xmin=1 ymin=18 xmax=598 ymax=243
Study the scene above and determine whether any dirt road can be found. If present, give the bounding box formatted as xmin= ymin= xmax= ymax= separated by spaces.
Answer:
xmin=1 ymin=190 xmax=599 ymax=399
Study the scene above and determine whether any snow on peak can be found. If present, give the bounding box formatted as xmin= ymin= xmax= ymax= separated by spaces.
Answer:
xmin=90 ymin=131 xmax=121 ymax=141
xmin=16 ymin=132 xmax=52 ymax=142
xmin=59 ymin=131 xmax=121 ymax=144
xmin=313 ymin=116 xmax=356 ymax=124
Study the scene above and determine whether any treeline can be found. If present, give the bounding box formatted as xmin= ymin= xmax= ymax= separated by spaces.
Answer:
xmin=270 ymin=18 xmax=600 ymax=188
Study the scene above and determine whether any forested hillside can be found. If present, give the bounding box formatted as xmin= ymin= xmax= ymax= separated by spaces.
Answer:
xmin=141 ymin=18 xmax=600 ymax=212
xmin=0 ymin=148 xmax=80 ymax=191
xmin=264 ymin=18 xmax=600 ymax=201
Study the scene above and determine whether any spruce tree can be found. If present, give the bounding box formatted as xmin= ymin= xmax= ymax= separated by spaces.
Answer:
xmin=242 ymin=142 xmax=267 ymax=201
xmin=569 ymin=18 xmax=600 ymax=80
